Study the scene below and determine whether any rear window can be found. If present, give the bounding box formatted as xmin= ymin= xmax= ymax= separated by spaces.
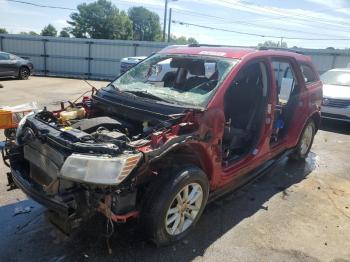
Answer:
xmin=300 ymin=64 xmax=317 ymax=84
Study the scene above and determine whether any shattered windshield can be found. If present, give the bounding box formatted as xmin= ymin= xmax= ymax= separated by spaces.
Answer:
xmin=112 ymin=54 xmax=238 ymax=107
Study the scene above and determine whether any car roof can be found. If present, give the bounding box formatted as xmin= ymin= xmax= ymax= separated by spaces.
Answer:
xmin=159 ymin=45 xmax=311 ymax=62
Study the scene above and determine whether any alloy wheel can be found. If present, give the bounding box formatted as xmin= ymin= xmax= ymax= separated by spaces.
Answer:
xmin=165 ymin=182 xmax=204 ymax=236
xmin=300 ymin=123 xmax=313 ymax=155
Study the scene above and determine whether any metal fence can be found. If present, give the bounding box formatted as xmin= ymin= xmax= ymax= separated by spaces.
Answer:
xmin=1 ymin=34 xmax=350 ymax=79
xmin=0 ymin=34 xmax=168 ymax=80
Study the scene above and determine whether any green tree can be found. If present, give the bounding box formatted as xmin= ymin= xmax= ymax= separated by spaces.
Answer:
xmin=257 ymin=40 xmax=287 ymax=48
xmin=170 ymin=35 xmax=198 ymax=44
xmin=41 ymin=24 xmax=57 ymax=37
xmin=19 ymin=31 xmax=38 ymax=36
xmin=59 ymin=29 xmax=70 ymax=38
xmin=67 ymin=0 xmax=132 ymax=40
xmin=128 ymin=6 xmax=161 ymax=41
xmin=187 ymin=37 xmax=198 ymax=44
xmin=0 ymin=28 xmax=8 ymax=34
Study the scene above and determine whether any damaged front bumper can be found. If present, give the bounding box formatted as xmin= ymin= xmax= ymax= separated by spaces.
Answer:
xmin=11 ymin=166 xmax=70 ymax=216
xmin=7 ymin=158 xmax=140 ymax=234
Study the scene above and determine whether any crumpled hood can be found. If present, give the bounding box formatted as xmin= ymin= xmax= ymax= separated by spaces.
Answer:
xmin=323 ymin=84 xmax=350 ymax=99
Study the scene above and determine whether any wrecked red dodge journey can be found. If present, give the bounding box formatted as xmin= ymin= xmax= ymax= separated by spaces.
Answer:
xmin=1 ymin=45 xmax=323 ymax=245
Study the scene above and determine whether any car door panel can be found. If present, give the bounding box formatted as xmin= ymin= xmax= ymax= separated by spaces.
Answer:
xmin=0 ymin=53 xmax=16 ymax=76
xmin=219 ymin=58 xmax=275 ymax=186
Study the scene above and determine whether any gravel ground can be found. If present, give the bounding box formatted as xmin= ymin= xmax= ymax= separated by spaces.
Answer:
xmin=0 ymin=77 xmax=349 ymax=262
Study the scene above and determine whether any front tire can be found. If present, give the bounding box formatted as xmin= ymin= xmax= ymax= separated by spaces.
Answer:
xmin=290 ymin=120 xmax=315 ymax=160
xmin=18 ymin=66 xmax=30 ymax=80
xmin=143 ymin=166 xmax=209 ymax=246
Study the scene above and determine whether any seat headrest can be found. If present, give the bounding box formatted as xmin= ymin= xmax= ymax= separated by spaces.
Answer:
xmin=170 ymin=58 xmax=205 ymax=76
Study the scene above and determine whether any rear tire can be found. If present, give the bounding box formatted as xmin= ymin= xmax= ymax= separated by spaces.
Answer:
xmin=290 ymin=120 xmax=315 ymax=160
xmin=143 ymin=166 xmax=209 ymax=246
xmin=18 ymin=66 xmax=30 ymax=80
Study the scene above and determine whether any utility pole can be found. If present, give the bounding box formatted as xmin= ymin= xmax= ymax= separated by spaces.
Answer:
xmin=167 ymin=8 xmax=172 ymax=42
xmin=163 ymin=0 xmax=168 ymax=42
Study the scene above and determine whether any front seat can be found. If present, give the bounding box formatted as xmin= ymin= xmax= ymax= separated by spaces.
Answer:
xmin=223 ymin=64 xmax=262 ymax=156
xmin=183 ymin=61 xmax=209 ymax=90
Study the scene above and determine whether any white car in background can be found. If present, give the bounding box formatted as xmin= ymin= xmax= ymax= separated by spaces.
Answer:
xmin=321 ymin=68 xmax=350 ymax=122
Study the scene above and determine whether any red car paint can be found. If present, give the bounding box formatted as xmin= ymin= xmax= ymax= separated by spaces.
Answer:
xmin=140 ymin=47 xmax=322 ymax=191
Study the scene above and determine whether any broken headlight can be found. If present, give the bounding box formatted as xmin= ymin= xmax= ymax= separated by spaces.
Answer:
xmin=60 ymin=152 xmax=142 ymax=185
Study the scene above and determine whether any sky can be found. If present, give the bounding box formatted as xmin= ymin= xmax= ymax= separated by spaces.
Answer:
xmin=1 ymin=0 xmax=350 ymax=49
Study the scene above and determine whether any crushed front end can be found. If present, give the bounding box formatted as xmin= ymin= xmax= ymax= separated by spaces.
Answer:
xmin=1 ymin=91 xmax=206 ymax=234
xmin=3 ymin=107 xmax=144 ymax=232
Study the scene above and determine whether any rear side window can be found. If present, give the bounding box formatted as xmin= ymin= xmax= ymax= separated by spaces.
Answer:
xmin=272 ymin=60 xmax=297 ymax=104
xmin=300 ymin=64 xmax=317 ymax=84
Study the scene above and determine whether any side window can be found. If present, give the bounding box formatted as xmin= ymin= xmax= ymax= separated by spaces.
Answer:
xmin=272 ymin=60 xmax=297 ymax=104
xmin=0 ymin=53 xmax=10 ymax=60
xmin=300 ymin=64 xmax=317 ymax=85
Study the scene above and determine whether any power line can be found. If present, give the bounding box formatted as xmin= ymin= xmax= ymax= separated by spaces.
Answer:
xmin=6 ymin=0 xmax=76 ymax=11
xmin=173 ymin=9 xmax=350 ymax=38
xmin=172 ymin=20 xmax=350 ymax=41
xmin=219 ymin=0 xmax=350 ymax=28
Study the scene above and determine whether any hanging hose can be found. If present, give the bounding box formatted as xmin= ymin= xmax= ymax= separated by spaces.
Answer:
xmin=104 ymin=194 xmax=115 ymax=255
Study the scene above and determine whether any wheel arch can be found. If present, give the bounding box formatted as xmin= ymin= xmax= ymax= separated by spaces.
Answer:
xmin=150 ymin=143 xmax=214 ymax=182
xmin=310 ymin=111 xmax=321 ymax=133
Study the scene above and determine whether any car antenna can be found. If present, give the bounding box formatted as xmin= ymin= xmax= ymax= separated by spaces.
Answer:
xmin=61 ymin=76 xmax=99 ymax=109
xmin=80 ymin=75 xmax=97 ymax=90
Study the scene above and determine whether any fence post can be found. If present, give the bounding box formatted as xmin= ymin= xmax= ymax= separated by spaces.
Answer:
xmin=87 ymin=41 xmax=93 ymax=79
xmin=0 ymin=35 xmax=3 ymax=51
xmin=331 ymin=53 xmax=337 ymax=69
xmin=133 ymin=43 xmax=139 ymax=56
xmin=42 ymin=39 xmax=49 ymax=76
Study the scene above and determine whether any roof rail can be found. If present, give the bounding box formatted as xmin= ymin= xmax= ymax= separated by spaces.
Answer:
xmin=188 ymin=43 xmax=226 ymax=47
xmin=187 ymin=43 xmax=255 ymax=49
xmin=257 ymin=46 xmax=304 ymax=55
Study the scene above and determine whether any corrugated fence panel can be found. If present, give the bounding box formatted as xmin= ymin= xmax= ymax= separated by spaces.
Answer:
xmin=334 ymin=55 xmax=350 ymax=69
xmin=29 ymin=56 xmax=45 ymax=72
xmin=47 ymin=41 xmax=88 ymax=58
xmin=1 ymin=34 xmax=350 ymax=79
xmin=47 ymin=57 xmax=88 ymax=76
xmin=92 ymin=43 xmax=135 ymax=60
xmin=308 ymin=55 xmax=334 ymax=74
xmin=2 ymin=37 xmax=43 ymax=55
xmin=91 ymin=60 xmax=119 ymax=78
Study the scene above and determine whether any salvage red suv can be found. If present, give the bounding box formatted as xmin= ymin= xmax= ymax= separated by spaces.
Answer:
xmin=2 ymin=45 xmax=322 ymax=245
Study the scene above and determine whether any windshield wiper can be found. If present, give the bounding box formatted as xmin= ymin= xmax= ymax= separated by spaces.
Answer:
xmin=107 ymin=83 xmax=119 ymax=90
xmin=123 ymin=90 xmax=174 ymax=103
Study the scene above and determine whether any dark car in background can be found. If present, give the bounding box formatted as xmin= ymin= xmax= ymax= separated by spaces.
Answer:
xmin=120 ymin=56 xmax=147 ymax=74
xmin=0 ymin=51 xmax=33 ymax=80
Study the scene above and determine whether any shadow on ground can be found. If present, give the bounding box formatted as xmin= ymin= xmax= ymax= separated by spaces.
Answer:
xmin=320 ymin=118 xmax=350 ymax=135
xmin=0 ymin=153 xmax=319 ymax=262
xmin=0 ymin=77 xmax=19 ymax=82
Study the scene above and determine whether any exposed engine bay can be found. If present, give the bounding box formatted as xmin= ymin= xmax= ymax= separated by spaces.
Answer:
xmin=2 ymin=90 xmax=206 ymax=234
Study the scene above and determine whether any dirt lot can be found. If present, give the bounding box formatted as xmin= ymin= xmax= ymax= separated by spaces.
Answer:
xmin=0 ymin=77 xmax=349 ymax=262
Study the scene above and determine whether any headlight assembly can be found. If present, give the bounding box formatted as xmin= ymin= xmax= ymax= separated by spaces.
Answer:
xmin=60 ymin=152 xmax=142 ymax=185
